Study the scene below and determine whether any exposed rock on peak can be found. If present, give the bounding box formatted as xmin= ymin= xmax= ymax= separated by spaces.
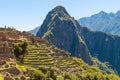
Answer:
xmin=37 ymin=6 xmax=93 ymax=65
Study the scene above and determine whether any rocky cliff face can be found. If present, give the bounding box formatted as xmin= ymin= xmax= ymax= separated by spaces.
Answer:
xmin=79 ymin=27 xmax=120 ymax=75
xmin=37 ymin=6 xmax=92 ymax=65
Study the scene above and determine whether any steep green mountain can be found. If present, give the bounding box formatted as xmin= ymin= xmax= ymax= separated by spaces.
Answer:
xmin=78 ymin=11 xmax=120 ymax=36
xmin=79 ymin=27 xmax=120 ymax=75
xmin=37 ymin=6 xmax=93 ymax=65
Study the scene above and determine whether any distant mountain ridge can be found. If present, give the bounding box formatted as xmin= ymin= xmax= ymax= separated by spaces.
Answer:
xmin=78 ymin=10 xmax=120 ymax=36
xmin=29 ymin=26 xmax=40 ymax=36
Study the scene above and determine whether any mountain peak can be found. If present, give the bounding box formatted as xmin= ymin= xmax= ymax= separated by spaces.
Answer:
xmin=97 ymin=11 xmax=109 ymax=19
xmin=99 ymin=11 xmax=107 ymax=14
xmin=53 ymin=5 xmax=66 ymax=11
xmin=49 ymin=6 xmax=71 ymax=21
xmin=99 ymin=11 xmax=108 ymax=15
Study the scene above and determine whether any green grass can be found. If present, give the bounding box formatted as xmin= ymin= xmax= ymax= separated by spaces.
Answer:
xmin=0 ymin=74 xmax=3 ymax=80
xmin=16 ymin=64 xmax=27 ymax=72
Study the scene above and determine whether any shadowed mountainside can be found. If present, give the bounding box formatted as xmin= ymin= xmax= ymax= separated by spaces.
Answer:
xmin=79 ymin=27 xmax=120 ymax=75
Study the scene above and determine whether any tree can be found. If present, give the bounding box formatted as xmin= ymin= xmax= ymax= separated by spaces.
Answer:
xmin=20 ymin=41 xmax=28 ymax=54
xmin=13 ymin=41 xmax=28 ymax=63
xmin=13 ymin=44 xmax=22 ymax=57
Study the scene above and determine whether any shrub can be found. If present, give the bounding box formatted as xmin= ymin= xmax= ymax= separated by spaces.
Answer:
xmin=20 ymin=76 xmax=25 ymax=80
xmin=0 ymin=60 xmax=6 ymax=65
xmin=64 ymin=72 xmax=77 ymax=80
xmin=39 ymin=66 xmax=48 ymax=74
xmin=57 ymin=75 xmax=64 ymax=80
xmin=31 ymin=69 xmax=46 ymax=80
xmin=4 ymin=64 xmax=9 ymax=68
xmin=46 ymin=68 xmax=57 ymax=80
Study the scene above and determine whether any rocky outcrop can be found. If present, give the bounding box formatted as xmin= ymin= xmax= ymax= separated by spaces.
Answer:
xmin=37 ymin=6 xmax=92 ymax=65
xmin=6 ymin=67 xmax=21 ymax=75
xmin=79 ymin=27 xmax=120 ymax=75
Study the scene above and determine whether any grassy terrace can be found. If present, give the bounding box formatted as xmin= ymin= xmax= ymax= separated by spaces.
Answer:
xmin=24 ymin=44 xmax=82 ymax=73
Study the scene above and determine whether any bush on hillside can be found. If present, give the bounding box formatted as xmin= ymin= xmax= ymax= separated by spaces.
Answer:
xmin=13 ymin=41 xmax=28 ymax=63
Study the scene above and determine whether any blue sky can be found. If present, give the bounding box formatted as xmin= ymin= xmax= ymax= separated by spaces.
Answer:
xmin=0 ymin=0 xmax=120 ymax=31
